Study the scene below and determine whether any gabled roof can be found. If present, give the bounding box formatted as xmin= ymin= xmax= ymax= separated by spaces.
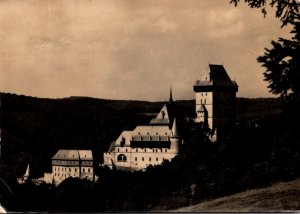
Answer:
xmin=52 ymin=149 xmax=92 ymax=160
xmin=194 ymin=64 xmax=238 ymax=90
xmin=114 ymin=131 xmax=133 ymax=147
xmin=78 ymin=150 xmax=93 ymax=160
xmin=132 ymin=125 xmax=171 ymax=137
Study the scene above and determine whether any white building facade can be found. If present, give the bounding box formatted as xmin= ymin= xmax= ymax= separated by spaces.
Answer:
xmin=103 ymin=95 xmax=182 ymax=171
xmin=44 ymin=149 xmax=94 ymax=185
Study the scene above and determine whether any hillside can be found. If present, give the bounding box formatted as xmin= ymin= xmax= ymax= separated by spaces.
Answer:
xmin=0 ymin=92 xmax=283 ymax=178
xmin=173 ymin=179 xmax=300 ymax=212
xmin=1 ymin=92 xmax=300 ymax=212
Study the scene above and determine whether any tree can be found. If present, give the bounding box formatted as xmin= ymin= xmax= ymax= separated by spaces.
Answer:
xmin=230 ymin=0 xmax=299 ymax=26
xmin=258 ymin=23 xmax=300 ymax=102
xmin=231 ymin=0 xmax=300 ymax=104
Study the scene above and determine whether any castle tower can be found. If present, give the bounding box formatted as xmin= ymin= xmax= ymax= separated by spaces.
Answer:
xmin=170 ymin=118 xmax=180 ymax=153
xmin=194 ymin=64 xmax=238 ymax=142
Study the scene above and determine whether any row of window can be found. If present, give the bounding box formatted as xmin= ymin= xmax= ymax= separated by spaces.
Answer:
xmin=117 ymin=148 xmax=168 ymax=153
xmin=137 ymin=132 xmax=168 ymax=135
xmin=135 ymin=157 xmax=160 ymax=162
xmin=117 ymin=153 xmax=165 ymax=163
xmin=54 ymin=167 xmax=92 ymax=173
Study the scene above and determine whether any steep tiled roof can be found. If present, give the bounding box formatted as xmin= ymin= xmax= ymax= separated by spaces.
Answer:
xmin=78 ymin=150 xmax=93 ymax=160
xmin=114 ymin=131 xmax=133 ymax=147
xmin=194 ymin=64 xmax=238 ymax=90
xmin=52 ymin=149 xmax=92 ymax=160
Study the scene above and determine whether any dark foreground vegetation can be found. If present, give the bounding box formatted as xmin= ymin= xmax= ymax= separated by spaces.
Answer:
xmin=0 ymin=93 xmax=299 ymax=212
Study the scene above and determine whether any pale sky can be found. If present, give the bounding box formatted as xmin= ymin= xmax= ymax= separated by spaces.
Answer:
xmin=0 ymin=0 xmax=292 ymax=101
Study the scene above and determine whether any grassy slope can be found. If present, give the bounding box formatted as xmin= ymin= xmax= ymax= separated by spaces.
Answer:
xmin=173 ymin=179 xmax=300 ymax=212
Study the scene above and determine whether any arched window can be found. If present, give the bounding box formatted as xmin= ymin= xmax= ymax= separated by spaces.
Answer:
xmin=117 ymin=154 xmax=127 ymax=162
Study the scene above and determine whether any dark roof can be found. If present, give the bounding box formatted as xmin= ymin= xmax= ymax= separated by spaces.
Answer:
xmin=194 ymin=64 xmax=238 ymax=90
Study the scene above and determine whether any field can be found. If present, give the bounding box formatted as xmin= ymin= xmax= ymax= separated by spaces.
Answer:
xmin=174 ymin=179 xmax=300 ymax=212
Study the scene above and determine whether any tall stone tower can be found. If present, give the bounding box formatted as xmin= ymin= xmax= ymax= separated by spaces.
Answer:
xmin=193 ymin=64 xmax=238 ymax=142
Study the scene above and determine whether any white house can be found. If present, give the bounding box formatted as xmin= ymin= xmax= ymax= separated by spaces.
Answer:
xmin=44 ymin=149 xmax=94 ymax=185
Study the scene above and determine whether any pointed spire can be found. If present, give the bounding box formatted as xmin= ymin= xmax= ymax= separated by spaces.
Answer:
xmin=23 ymin=163 xmax=30 ymax=178
xmin=171 ymin=118 xmax=179 ymax=138
xmin=169 ymin=85 xmax=173 ymax=103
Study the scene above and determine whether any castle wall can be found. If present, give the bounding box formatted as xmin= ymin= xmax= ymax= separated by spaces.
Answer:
xmin=103 ymin=143 xmax=179 ymax=171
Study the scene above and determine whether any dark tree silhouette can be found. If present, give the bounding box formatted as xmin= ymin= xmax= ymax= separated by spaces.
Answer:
xmin=231 ymin=0 xmax=300 ymax=105
xmin=258 ymin=23 xmax=300 ymax=102
xmin=230 ymin=0 xmax=299 ymax=26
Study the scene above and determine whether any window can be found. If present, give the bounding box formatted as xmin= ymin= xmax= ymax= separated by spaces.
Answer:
xmin=83 ymin=168 xmax=85 ymax=172
xmin=149 ymin=157 xmax=151 ymax=161
xmin=204 ymin=99 xmax=206 ymax=104
xmin=136 ymin=148 xmax=138 ymax=152
xmin=156 ymin=158 xmax=159 ymax=161
xmin=142 ymin=157 xmax=144 ymax=161
xmin=117 ymin=148 xmax=119 ymax=152
xmin=55 ymin=173 xmax=56 ymax=176
xmin=165 ymin=149 xmax=167 ymax=152
xmin=126 ymin=149 xmax=128 ymax=152
xmin=69 ymin=168 xmax=71 ymax=172
xmin=88 ymin=168 xmax=90 ymax=173
xmin=75 ymin=168 xmax=77 ymax=172
xmin=144 ymin=149 xmax=147 ymax=152
xmin=135 ymin=157 xmax=138 ymax=161
xmin=153 ymin=149 xmax=155 ymax=152
xmin=117 ymin=154 xmax=127 ymax=162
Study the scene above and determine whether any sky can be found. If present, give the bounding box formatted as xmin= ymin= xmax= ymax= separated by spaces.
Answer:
xmin=0 ymin=0 xmax=292 ymax=101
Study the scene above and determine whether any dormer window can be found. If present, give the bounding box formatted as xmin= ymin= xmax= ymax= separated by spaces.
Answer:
xmin=162 ymin=111 xmax=165 ymax=119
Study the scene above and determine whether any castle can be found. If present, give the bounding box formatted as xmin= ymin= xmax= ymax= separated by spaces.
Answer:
xmin=103 ymin=90 xmax=182 ymax=171
xmin=103 ymin=64 xmax=238 ymax=170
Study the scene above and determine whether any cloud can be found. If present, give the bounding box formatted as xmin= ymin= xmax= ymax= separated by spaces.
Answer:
xmin=206 ymin=9 xmax=244 ymax=39
xmin=0 ymin=0 xmax=292 ymax=100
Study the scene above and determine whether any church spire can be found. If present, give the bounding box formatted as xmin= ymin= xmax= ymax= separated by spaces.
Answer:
xmin=169 ymin=85 xmax=173 ymax=103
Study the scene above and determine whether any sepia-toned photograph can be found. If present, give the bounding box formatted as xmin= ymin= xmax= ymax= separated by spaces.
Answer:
xmin=0 ymin=0 xmax=299 ymax=213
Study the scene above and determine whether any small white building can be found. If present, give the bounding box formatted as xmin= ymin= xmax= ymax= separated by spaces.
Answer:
xmin=44 ymin=149 xmax=94 ymax=185
xmin=103 ymin=90 xmax=183 ymax=171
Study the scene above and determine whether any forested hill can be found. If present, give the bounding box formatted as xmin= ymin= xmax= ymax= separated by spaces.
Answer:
xmin=0 ymin=92 xmax=282 ymax=178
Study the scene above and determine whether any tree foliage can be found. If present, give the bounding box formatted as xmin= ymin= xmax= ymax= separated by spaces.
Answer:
xmin=231 ymin=0 xmax=300 ymax=104
xmin=230 ymin=0 xmax=300 ymax=26
xmin=259 ymin=22 xmax=300 ymax=101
